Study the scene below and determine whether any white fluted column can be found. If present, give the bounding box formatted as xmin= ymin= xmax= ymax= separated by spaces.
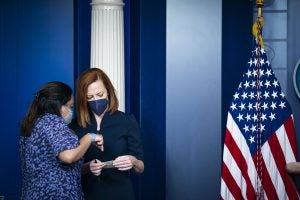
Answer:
xmin=90 ymin=0 xmax=125 ymax=111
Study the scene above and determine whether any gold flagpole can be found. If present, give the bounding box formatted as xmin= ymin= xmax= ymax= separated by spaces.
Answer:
xmin=255 ymin=1 xmax=265 ymax=199
xmin=252 ymin=0 xmax=264 ymax=48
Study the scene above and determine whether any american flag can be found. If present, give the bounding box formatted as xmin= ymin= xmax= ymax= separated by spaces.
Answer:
xmin=220 ymin=40 xmax=299 ymax=200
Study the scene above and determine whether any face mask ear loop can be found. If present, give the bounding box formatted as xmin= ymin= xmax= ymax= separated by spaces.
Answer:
xmin=62 ymin=106 xmax=73 ymax=124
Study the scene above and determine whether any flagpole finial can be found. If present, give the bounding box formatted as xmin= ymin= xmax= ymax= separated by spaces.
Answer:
xmin=256 ymin=0 xmax=264 ymax=18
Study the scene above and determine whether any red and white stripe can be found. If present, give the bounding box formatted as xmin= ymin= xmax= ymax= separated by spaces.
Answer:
xmin=221 ymin=113 xmax=298 ymax=200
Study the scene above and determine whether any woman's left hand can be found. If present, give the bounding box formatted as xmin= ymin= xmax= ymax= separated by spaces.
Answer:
xmin=113 ymin=155 xmax=137 ymax=171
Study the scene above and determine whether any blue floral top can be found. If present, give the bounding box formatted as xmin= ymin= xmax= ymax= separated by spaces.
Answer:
xmin=20 ymin=113 xmax=84 ymax=200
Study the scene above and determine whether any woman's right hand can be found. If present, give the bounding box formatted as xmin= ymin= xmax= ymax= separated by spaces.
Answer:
xmin=89 ymin=159 xmax=105 ymax=176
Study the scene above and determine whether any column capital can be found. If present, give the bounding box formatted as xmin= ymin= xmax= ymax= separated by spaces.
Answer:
xmin=91 ymin=0 xmax=124 ymax=9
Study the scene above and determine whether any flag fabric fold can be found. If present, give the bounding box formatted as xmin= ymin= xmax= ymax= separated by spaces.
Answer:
xmin=220 ymin=39 xmax=299 ymax=200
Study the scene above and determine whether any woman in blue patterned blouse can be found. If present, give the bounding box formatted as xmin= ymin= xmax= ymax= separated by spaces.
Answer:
xmin=20 ymin=81 xmax=104 ymax=200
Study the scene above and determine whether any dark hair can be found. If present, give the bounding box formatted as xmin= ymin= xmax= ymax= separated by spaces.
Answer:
xmin=20 ymin=81 xmax=72 ymax=136
xmin=76 ymin=68 xmax=118 ymax=128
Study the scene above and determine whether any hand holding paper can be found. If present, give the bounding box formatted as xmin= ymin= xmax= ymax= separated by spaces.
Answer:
xmin=113 ymin=155 xmax=137 ymax=171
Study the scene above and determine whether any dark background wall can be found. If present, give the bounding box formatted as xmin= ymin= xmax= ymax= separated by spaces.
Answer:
xmin=222 ymin=1 xmax=253 ymax=136
xmin=138 ymin=0 xmax=166 ymax=199
xmin=74 ymin=0 xmax=91 ymax=82
xmin=0 ymin=0 xmax=74 ymax=198
xmin=0 ymin=1 xmax=19 ymax=198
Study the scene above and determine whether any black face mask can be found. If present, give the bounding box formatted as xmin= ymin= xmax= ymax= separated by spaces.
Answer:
xmin=88 ymin=99 xmax=109 ymax=116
